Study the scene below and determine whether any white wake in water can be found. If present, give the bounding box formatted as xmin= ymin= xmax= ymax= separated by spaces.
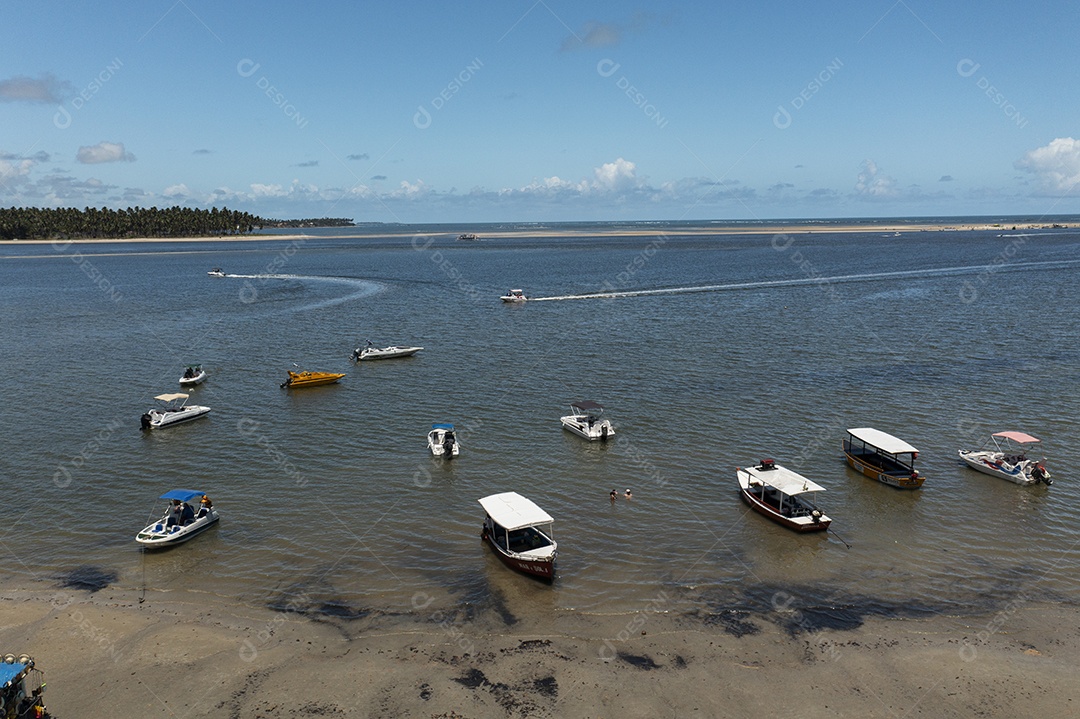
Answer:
xmin=527 ymin=259 xmax=1080 ymax=301
xmin=222 ymin=273 xmax=385 ymax=312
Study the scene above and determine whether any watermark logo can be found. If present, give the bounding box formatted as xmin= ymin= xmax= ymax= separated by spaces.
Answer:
xmin=773 ymin=58 xmax=843 ymax=130
xmin=957 ymin=59 xmax=1028 ymax=129
xmin=597 ymin=59 xmax=668 ymax=129
xmin=414 ymin=58 xmax=483 ymax=130
xmin=238 ymin=59 xmax=308 ymax=129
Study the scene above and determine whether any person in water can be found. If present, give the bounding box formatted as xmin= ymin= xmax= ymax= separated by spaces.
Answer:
xmin=624 ymin=488 xmax=633 ymax=500
xmin=610 ymin=489 xmax=617 ymax=502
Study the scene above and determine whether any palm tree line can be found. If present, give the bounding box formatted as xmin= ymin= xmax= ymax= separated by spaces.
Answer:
xmin=0 ymin=206 xmax=264 ymax=240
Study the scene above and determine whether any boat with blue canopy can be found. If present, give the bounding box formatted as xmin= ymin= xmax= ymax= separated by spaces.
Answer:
xmin=135 ymin=489 xmax=219 ymax=548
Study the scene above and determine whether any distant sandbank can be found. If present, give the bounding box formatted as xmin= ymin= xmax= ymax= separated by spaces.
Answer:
xmin=2 ymin=221 xmax=1076 ymax=246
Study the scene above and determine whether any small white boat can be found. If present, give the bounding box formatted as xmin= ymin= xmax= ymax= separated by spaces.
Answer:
xmin=458 ymin=233 xmax=479 ymax=241
xmin=135 ymin=490 xmax=219 ymax=548
xmin=737 ymin=459 xmax=831 ymax=532
xmin=140 ymin=393 xmax=211 ymax=430
xmin=207 ymin=268 xmax=225 ymax=277
xmin=428 ymin=423 xmax=460 ymax=458
xmin=500 ymin=288 xmax=527 ymax=303
xmin=560 ymin=401 xmax=614 ymax=441
xmin=178 ymin=364 xmax=206 ymax=385
xmin=959 ymin=431 xmax=1053 ymax=485
xmin=479 ymin=492 xmax=557 ymax=581
xmin=352 ymin=343 xmax=424 ymax=361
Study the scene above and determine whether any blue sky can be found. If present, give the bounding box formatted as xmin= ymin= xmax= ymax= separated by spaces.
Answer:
xmin=2 ymin=1 xmax=1079 ymax=222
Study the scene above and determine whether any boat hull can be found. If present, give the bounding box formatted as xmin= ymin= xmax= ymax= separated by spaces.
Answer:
xmin=843 ymin=450 xmax=924 ymax=489
xmin=141 ymin=406 xmax=211 ymax=429
xmin=481 ymin=530 xmax=555 ymax=580
xmin=958 ymin=450 xmax=1044 ymax=485
xmin=282 ymin=372 xmax=345 ymax=388
xmin=560 ymin=417 xmax=614 ymax=441
xmin=136 ymin=514 xmax=219 ymax=548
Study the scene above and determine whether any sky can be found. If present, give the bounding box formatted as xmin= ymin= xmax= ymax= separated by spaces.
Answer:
xmin=2 ymin=0 xmax=1079 ymax=223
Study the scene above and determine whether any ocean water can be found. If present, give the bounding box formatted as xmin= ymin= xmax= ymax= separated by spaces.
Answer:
xmin=2 ymin=223 xmax=1078 ymax=623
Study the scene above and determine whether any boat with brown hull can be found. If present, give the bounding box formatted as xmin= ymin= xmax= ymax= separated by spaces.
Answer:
xmin=479 ymin=492 xmax=557 ymax=581
xmin=737 ymin=459 xmax=831 ymax=532
xmin=843 ymin=427 xmax=924 ymax=489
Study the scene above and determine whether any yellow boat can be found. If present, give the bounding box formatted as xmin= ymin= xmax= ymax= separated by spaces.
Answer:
xmin=280 ymin=370 xmax=346 ymax=389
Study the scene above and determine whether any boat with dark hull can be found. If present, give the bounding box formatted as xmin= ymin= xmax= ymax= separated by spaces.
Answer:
xmin=737 ymin=459 xmax=831 ymax=532
xmin=479 ymin=492 xmax=557 ymax=581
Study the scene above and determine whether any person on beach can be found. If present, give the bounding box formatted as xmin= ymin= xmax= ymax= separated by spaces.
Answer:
xmin=624 ymin=488 xmax=633 ymax=499
xmin=610 ymin=489 xmax=617 ymax=502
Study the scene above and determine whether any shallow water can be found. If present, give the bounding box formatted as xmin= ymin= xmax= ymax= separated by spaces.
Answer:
xmin=2 ymin=225 xmax=1078 ymax=620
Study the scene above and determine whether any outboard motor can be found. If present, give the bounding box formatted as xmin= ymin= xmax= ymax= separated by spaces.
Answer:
xmin=140 ymin=413 xmax=152 ymax=430
xmin=1032 ymin=463 xmax=1052 ymax=485
xmin=443 ymin=432 xmax=456 ymax=459
xmin=600 ymin=424 xmax=609 ymax=440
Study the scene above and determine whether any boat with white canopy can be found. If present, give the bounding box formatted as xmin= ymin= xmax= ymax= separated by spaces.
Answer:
xmin=140 ymin=393 xmax=211 ymax=430
xmin=959 ymin=431 xmax=1052 ymax=485
xmin=479 ymin=492 xmax=557 ymax=580
xmin=737 ymin=459 xmax=831 ymax=532
xmin=843 ymin=427 xmax=924 ymax=489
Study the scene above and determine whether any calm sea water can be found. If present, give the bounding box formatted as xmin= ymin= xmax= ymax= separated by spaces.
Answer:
xmin=2 ymin=223 xmax=1079 ymax=622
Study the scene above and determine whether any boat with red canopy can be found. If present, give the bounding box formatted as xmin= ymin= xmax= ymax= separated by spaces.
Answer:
xmin=959 ymin=431 xmax=1052 ymax=485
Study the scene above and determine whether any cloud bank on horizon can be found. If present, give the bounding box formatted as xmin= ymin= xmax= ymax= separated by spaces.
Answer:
xmin=1 ymin=1 xmax=1078 ymax=221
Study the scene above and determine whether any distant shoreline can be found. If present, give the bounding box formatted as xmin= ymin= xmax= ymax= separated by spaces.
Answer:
xmin=2 ymin=221 xmax=1077 ymax=245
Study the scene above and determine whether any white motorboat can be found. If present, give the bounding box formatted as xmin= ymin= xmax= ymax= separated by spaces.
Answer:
xmin=140 ymin=393 xmax=211 ymax=430
xmin=428 ymin=423 xmax=460 ymax=458
xmin=500 ymin=288 xmax=527 ymax=303
xmin=178 ymin=364 xmax=207 ymax=385
xmin=560 ymin=401 xmax=614 ymax=441
xmin=207 ymin=268 xmax=225 ymax=277
xmin=959 ymin=431 xmax=1053 ymax=485
xmin=135 ymin=489 xmax=219 ymax=548
xmin=352 ymin=342 xmax=424 ymax=361
xmin=737 ymin=459 xmax=831 ymax=532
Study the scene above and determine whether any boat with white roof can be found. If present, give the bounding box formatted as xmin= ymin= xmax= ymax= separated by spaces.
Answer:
xmin=737 ymin=459 xmax=831 ymax=532
xmin=843 ymin=427 xmax=924 ymax=489
xmin=479 ymin=492 xmax=557 ymax=580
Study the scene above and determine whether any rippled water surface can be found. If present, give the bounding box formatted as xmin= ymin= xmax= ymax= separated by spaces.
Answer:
xmin=2 ymin=226 xmax=1078 ymax=618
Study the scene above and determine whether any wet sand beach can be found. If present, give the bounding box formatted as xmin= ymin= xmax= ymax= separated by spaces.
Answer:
xmin=3 ymin=584 xmax=1074 ymax=718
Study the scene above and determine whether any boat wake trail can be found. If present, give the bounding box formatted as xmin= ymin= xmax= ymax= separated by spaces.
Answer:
xmin=527 ymin=259 xmax=1080 ymax=301
xmin=222 ymin=273 xmax=385 ymax=311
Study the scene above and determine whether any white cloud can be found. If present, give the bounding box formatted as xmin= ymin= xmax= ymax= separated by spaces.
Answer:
xmin=1014 ymin=137 xmax=1080 ymax=194
xmin=0 ymin=73 xmax=72 ymax=103
xmin=593 ymin=157 xmax=641 ymax=192
xmin=163 ymin=183 xmax=190 ymax=198
xmin=855 ymin=159 xmax=897 ymax=197
xmin=76 ymin=141 xmax=135 ymax=164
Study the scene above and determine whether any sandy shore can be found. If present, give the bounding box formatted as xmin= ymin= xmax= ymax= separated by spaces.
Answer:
xmin=3 ymin=583 xmax=1074 ymax=718
xmin=2 ymin=221 xmax=1077 ymax=246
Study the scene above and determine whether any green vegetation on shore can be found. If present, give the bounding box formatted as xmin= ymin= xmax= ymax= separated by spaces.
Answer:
xmin=0 ymin=206 xmax=264 ymax=240
xmin=260 ymin=217 xmax=355 ymax=228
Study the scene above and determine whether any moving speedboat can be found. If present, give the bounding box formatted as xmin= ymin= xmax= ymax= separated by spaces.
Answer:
xmin=135 ymin=489 xmax=219 ymax=548
xmin=737 ymin=459 xmax=831 ymax=532
xmin=428 ymin=423 xmax=460 ymax=458
xmin=458 ymin=233 xmax=479 ymax=240
xmin=500 ymin=289 xmax=527 ymax=303
xmin=352 ymin=343 xmax=423 ymax=361
xmin=280 ymin=370 xmax=345 ymax=388
xmin=959 ymin=431 xmax=1052 ymax=485
xmin=843 ymin=427 xmax=924 ymax=489
xmin=140 ymin=393 xmax=211 ymax=430
xmin=560 ymin=401 xmax=614 ymax=441
xmin=207 ymin=268 xmax=225 ymax=277
xmin=479 ymin=492 xmax=557 ymax=581
xmin=179 ymin=364 xmax=206 ymax=386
